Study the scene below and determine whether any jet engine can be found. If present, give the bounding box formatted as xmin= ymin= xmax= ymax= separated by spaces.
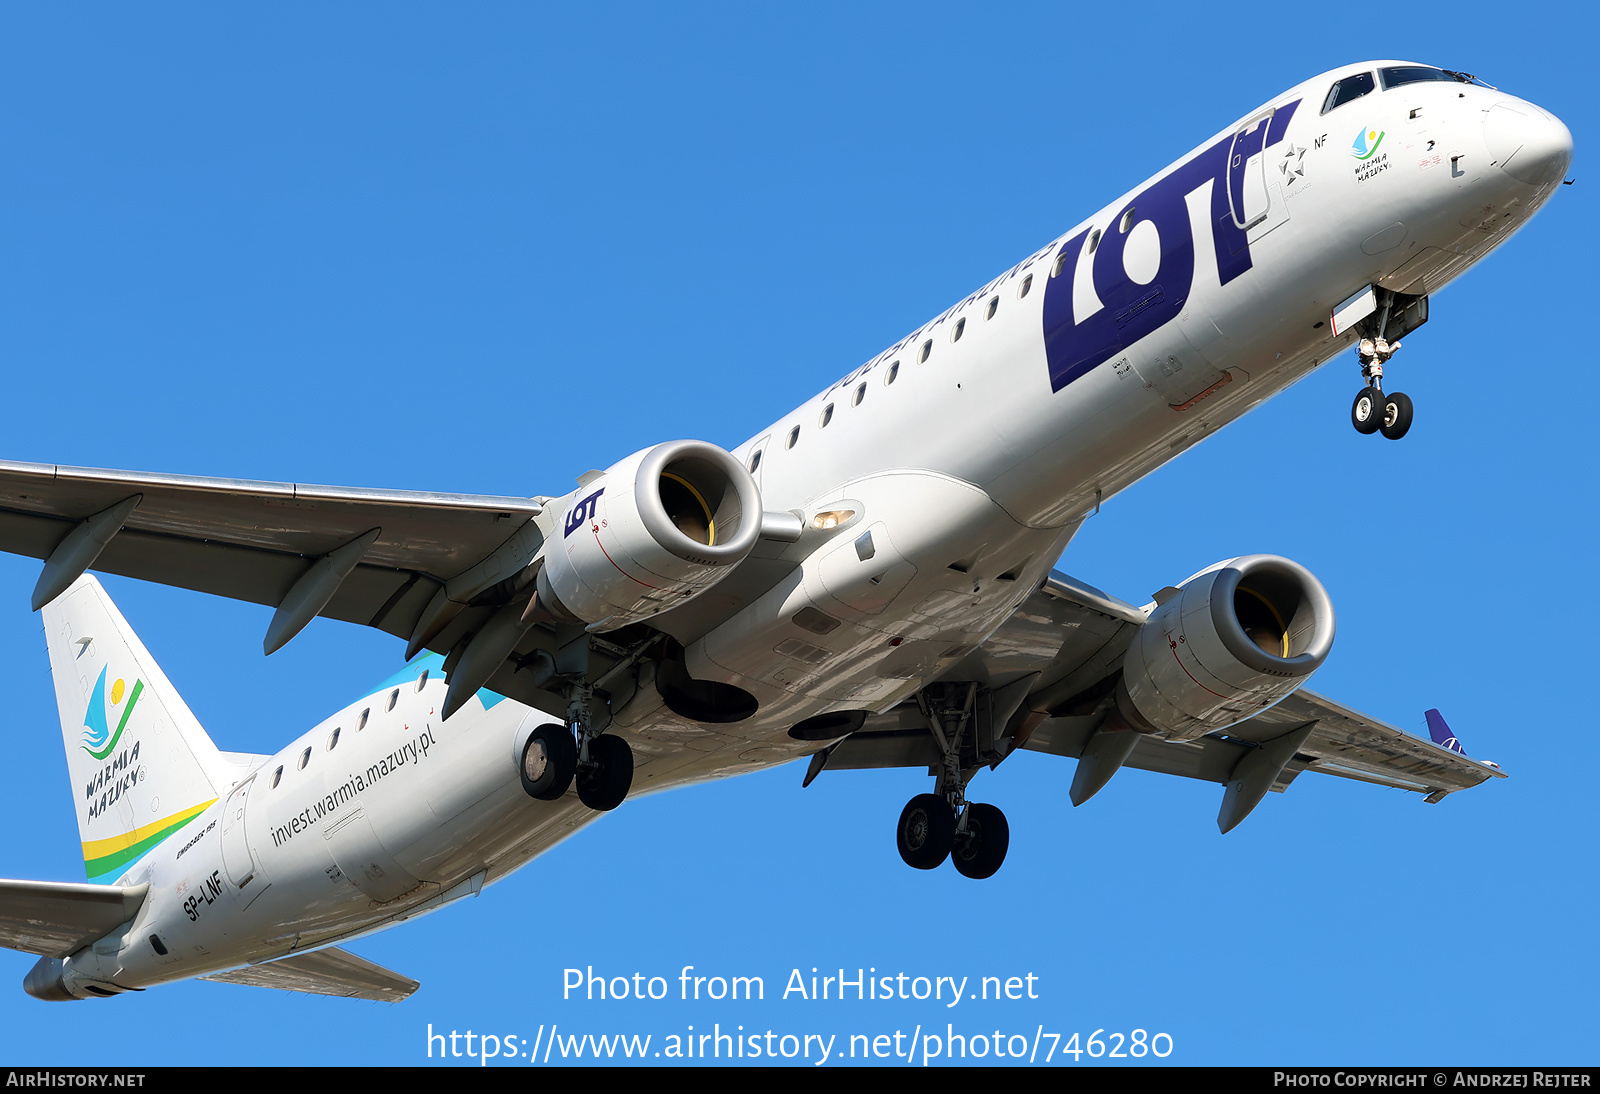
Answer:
xmin=1115 ymin=554 xmax=1335 ymax=740
xmin=535 ymin=439 xmax=763 ymax=629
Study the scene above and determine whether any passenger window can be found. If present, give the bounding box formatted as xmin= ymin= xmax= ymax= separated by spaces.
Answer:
xmin=853 ymin=382 xmax=867 ymax=406
xmin=749 ymin=449 xmax=762 ymax=473
xmin=328 ymin=727 xmax=341 ymax=751
xmin=1051 ymin=251 xmax=1069 ymax=278
xmin=1321 ymin=71 xmax=1376 ymax=114
xmin=920 ymin=340 xmax=932 ymax=362
xmin=416 ymin=669 xmax=429 ymax=692
xmin=271 ymin=765 xmax=283 ymax=789
xmin=1088 ymin=228 xmax=1102 ymax=254
xmin=1018 ymin=274 xmax=1033 ymax=299
xmin=787 ymin=425 xmax=800 ymax=449
xmin=358 ymin=708 xmax=370 ymax=731
xmin=298 ymin=747 xmax=312 ymax=771
xmin=951 ymin=317 xmax=965 ymax=342
xmin=387 ymin=688 xmax=399 ymax=712
xmin=986 ymin=296 xmax=998 ymax=319
xmin=819 ymin=404 xmax=834 ymax=428
xmin=884 ymin=361 xmax=899 ymax=385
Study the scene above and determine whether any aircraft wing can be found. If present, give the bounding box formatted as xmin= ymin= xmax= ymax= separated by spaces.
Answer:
xmin=0 ymin=879 xmax=150 ymax=958
xmin=809 ymin=569 xmax=1503 ymax=826
xmin=1022 ymin=688 xmax=1506 ymax=798
xmin=201 ymin=946 xmax=419 ymax=1001
xmin=0 ymin=457 xmax=807 ymax=725
xmin=0 ymin=458 xmax=544 ymax=644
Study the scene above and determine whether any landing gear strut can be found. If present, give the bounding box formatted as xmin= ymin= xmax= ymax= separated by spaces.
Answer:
xmin=518 ymin=681 xmax=634 ymax=811
xmin=894 ymin=683 xmax=1010 ymax=879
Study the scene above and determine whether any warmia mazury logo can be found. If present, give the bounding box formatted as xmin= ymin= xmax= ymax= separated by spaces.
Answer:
xmin=81 ymin=665 xmax=145 ymax=761
xmin=1352 ymin=126 xmax=1385 ymax=160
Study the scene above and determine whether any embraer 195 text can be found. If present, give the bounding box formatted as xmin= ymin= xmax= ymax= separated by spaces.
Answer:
xmin=0 ymin=62 xmax=1567 ymax=1003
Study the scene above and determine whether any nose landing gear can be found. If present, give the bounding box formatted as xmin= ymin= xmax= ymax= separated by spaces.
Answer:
xmin=1379 ymin=390 xmax=1413 ymax=441
xmin=1351 ymin=384 xmax=1385 ymax=435
xmin=1350 ymin=337 xmax=1413 ymax=440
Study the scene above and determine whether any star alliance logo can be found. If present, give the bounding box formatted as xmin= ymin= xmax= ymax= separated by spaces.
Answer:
xmin=1278 ymin=144 xmax=1307 ymax=187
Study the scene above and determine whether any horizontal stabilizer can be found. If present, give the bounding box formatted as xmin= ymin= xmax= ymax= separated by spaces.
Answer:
xmin=201 ymin=946 xmax=418 ymax=1002
xmin=0 ymin=878 xmax=149 ymax=958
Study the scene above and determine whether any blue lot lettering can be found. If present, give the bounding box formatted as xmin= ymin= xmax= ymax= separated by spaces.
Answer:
xmin=564 ymin=489 xmax=604 ymax=537
xmin=1041 ymin=101 xmax=1298 ymax=392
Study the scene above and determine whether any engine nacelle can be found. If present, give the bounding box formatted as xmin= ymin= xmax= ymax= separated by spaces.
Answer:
xmin=1117 ymin=554 xmax=1335 ymax=740
xmin=536 ymin=440 xmax=763 ymax=629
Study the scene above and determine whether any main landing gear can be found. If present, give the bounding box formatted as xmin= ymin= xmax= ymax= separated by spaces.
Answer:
xmin=1350 ymin=338 xmax=1414 ymax=441
xmin=519 ymin=682 xmax=634 ymax=812
xmin=894 ymin=683 xmax=1011 ymax=879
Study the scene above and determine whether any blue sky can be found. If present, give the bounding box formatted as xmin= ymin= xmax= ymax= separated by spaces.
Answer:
xmin=0 ymin=2 xmax=1592 ymax=1067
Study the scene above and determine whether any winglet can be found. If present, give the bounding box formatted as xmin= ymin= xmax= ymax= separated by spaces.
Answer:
xmin=1423 ymin=709 xmax=1465 ymax=754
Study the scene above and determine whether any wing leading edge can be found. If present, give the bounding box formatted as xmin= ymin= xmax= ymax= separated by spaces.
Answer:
xmin=0 ymin=458 xmax=543 ymax=643
xmin=1021 ymin=689 xmax=1504 ymax=796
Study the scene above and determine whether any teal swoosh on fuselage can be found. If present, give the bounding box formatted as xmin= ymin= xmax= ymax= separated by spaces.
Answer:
xmin=354 ymin=650 xmax=508 ymax=710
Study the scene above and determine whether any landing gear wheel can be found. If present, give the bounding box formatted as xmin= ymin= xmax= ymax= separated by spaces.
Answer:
xmin=520 ymin=724 xmax=576 ymax=801
xmin=951 ymin=803 xmax=1010 ymax=880
xmin=896 ymin=793 xmax=955 ymax=870
xmin=576 ymin=734 xmax=634 ymax=812
xmin=1351 ymin=386 xmax=1384 ymax=434
xmin=1380 ymin=391 xmax=1413 ymax=440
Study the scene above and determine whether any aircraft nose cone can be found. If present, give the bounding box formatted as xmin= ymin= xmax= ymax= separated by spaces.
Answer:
xmin=1483 ymin=101 xmax=1573 ymax=187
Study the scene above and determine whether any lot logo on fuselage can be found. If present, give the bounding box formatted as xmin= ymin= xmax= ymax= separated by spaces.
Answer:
xmin=81 ymin=664 xmax=144 ymax=761
xmin=564 ymin=489 xmax=604 ymax=538
xmin=1040 ymin=101 xmax=1300 ymax=393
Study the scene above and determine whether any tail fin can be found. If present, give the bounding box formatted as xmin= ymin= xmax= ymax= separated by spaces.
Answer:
xmin=1424 ymin=708 xmax=1465 ymax=754
xmin=42 ymin=576 xmax=232 ymax=882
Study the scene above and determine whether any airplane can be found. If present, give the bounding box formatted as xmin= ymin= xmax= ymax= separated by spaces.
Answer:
xmin=0 ymin=59 xmax=1565 ymax=1003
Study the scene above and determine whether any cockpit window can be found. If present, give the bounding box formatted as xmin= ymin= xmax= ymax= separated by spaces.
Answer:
xmin=1321 ymin=72 xmax=1375 ymax=115
xmin=1380 ymin=66 xmax=1457 ymax=91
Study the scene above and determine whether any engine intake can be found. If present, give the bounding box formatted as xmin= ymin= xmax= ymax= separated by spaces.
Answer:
xmin=537 ymin=440 xmax=762 ymax=629
xmin=1116 ymin=554 xmax=1335 ymax=739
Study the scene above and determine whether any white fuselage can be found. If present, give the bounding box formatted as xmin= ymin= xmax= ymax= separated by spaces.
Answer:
xmin=65 ymin=62 xmax=1568 ymax=995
